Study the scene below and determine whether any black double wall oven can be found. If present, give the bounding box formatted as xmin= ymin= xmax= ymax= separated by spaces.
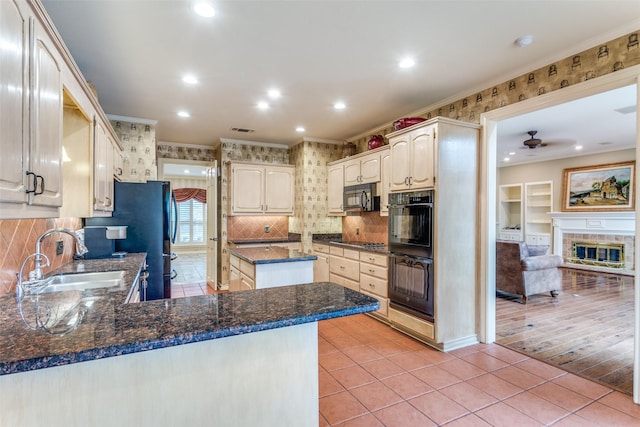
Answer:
xmin=388 ymin=190 xmax=435 ymax=322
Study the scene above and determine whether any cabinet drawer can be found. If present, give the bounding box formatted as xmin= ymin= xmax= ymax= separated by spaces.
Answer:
xmin=359 ymin=263 xmax=388 ymax=280
xmin=329 ymin=273 xmax=359 ymax=292
xmin=360 ymin=273 xmax=388 ymax=298
xmin=360 ymin=251 xmax=388 ymax=267
xmin=240 ymin=273 xmax=255 ymax=291
xmin=313 ymin=243 xmax=331 ymax=254
xmin=240 ymin=259 xmax=254 ymax=278
xmin=389 ymin=307 xmax=435 ymax=340
xmin=330 ymin=246 xmax=343 ymax=256
xmin=360 ymin=290 xmax=388 ymax=317
xmin=329 ymin=256 xmax=359 ymax=281
xmin=343 ymin=248 xmax=360 ymax=260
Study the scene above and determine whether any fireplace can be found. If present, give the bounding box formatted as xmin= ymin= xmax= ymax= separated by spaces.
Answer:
xmin=550 ymin=212 xmax=635 ymax=275
xmin=570 ymin=241 xmax=625 ymax=268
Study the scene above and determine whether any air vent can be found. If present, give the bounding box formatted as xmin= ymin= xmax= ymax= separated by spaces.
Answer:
xmin=231 ymin=127 xmax=255 ymax=133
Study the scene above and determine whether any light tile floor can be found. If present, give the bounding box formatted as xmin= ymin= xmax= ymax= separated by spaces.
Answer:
xmin=171 ymin=252 xmax=215 ymax=297
xmin=169 ymin=255 xmax=640 ymax=425
xmin=319 ymin=314 xmax=640 ymax=426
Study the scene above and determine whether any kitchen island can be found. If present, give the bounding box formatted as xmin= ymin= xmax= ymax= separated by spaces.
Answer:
xmin=229 ymin=245 xmax=317 ymax=290
xmin=0 ymin=254 xmax=378 ymax=427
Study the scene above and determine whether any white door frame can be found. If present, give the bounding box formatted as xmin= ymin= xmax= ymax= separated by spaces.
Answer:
xmin=478 ymin=64 xmax=640 ymax=403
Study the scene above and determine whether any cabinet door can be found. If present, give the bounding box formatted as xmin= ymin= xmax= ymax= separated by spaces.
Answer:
xmin=104 ymin=134 xmax=115 ymax=211
xmin=408 ymin=126 xmax=434 ymax=190
xmin=231 ymin=164 xmax=264 ymax=214
xmin=28 ymin=16 xmax=63 ymax=207
xmin=380 ymin=150 xmax=390 ymax=216
xmin=389 ymin=135 xmax=411 ymax=191
xmin=0 ymin=0 xmax=28 ymax=205
xmin=313 ymin=252 xmax=330 ymax=282
xmin=93 ymin=120 xmax=108 ymax=211
xmin=229 ymin=266 xmax=240 ymax=292
xmin=343 ymin=158 xmax=361 ymax=186
xmin=359 ymin=153 xmax=380 ymax=184
xmin=327 ymin=163 xmax=344 ymax=215
xmin=264 ymin=166 xmax=293 ymax=214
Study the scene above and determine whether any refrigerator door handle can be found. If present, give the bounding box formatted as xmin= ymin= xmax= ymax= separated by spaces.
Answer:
xmin=171 ymin=192 xmax=178 ymax=244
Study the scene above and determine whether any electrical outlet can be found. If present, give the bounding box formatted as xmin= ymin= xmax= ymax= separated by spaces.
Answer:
xmin=264 ymin=226 xmax=270 ymax=233
xmin=356 ymin=228 xmax=360 ymax=235
xmin=56 ymin=240 xmax=64 ymax=255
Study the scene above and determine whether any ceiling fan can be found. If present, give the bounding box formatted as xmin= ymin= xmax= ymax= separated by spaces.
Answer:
xmin=522 ymin=130 xmax=546 ymax=149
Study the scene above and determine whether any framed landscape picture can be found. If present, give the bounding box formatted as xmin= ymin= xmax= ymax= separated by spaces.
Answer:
xmin=562 ymin=161 xmax=635 ymax=211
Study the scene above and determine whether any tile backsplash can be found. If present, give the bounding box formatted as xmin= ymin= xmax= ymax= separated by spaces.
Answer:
xmin=0 ymin=218 xmax=82 ymax=294
xmin=342 ymin=213 xmax=388 ymax=244
xmin=227 ymin=216 xmax=289 ymax=241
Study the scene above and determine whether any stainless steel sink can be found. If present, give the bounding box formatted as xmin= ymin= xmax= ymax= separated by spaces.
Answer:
xmin=41 ymin=270 xmax=125 ymax=293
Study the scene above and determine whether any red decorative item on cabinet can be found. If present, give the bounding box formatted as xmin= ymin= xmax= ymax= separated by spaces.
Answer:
xmin=368 ymin=135 xmax=385 ymax=150
xmin=392 ymin=117 xmax=426 ymax=131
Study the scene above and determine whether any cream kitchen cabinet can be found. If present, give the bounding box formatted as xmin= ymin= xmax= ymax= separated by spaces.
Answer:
xmin=329 ymin=246 xmax=360 ymax=291
xmin=230 ymin=162 xmax=294 ymax=215
xmin=388 ymin=123 xmax=435 ymax=192
xmin=312 ymin=242 xmax=330 ymax=282
xmin=343 ymin=152 xmax=381 ymax=186
xmin=379 ymin=148 xmax=391 ymax=216
xmin=93 ymin=119 xmax=114 ymax=213
xmin=359 ymin=251 xmax=389 ymax=318
xmin=327 ymin=163 xmax=345 ymax=215
xmin=0 ymin=0 xmax=63 ymax=218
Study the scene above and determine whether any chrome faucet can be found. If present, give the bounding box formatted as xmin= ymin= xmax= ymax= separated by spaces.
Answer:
xmin=32 ymin=228 xmax=88 ymax=281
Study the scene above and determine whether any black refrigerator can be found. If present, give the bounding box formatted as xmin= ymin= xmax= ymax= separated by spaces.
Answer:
xmin=85 ymin=181 xmax=175 ymax=300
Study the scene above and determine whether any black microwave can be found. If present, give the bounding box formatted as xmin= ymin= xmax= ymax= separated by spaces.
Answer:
xmin=343 ymin=183 xmax=380 ymax=212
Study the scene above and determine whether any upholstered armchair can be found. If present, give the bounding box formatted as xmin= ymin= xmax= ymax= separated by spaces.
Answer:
xmin=496 ymin=240 xmax=562 ymax=303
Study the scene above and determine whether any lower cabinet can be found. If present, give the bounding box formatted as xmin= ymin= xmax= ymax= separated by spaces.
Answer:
xmin=312 ymin=243 xmax=330 ymax=282
xmin=329 ymin=246 xmax=359 ymax=291
xmin=358 ymin=251 xmax=388 ymax=318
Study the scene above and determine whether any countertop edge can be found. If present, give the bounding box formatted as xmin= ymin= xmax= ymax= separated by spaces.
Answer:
xmin=0 ymin=299 xmax=379 ymax=376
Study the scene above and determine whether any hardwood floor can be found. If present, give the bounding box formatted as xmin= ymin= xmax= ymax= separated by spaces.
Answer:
xmin=496 ymin=268 xmax=634 ymax=394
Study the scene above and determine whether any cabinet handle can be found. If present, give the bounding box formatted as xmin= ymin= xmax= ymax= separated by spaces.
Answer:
xmin=339 ymin=265 xmax=345 ymax=270
xmin=404 ymin=177 xmax=409 ymax=186
xmin=35 ymin=175 xmax=45 ymax=195
xmin=25 ymin=171 xmax=37 ymax=194
xmin=408 ymin=176 xmax=413 ymax=185
xmin=369 ymin=283 xmax=375 ymax=288
xmin=105 ymin=196 xmax=112 ymax=207
xmin=369 ymin=268 xmax=375 ymax=273
xmin=368 ymin=257 xmax=375 ymax=261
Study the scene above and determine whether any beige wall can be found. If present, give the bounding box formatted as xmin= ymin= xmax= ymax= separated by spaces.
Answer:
xmin=498 ymin=149 xmax=635 ymax=211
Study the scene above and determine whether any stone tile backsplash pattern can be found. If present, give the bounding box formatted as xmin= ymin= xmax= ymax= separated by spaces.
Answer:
xmin=227 ymin=216 xmax=289 ymax=241
xmin=342 ymin=213 xmax=388 ymax=244
xmin=0 ymin=218 xmax=82 ymax=294
xmin=110 ymin=120 xmax=157 ymax=182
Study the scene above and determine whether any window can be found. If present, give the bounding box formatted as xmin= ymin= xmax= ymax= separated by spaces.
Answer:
xmin=176 ymin=199 xmax=206 ymax=244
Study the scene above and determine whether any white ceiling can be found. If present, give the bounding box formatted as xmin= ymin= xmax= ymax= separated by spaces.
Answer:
xmin=41 ymin=0 xmax=639 ymax=158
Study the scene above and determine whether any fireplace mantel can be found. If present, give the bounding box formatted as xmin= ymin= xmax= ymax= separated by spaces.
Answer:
xmin=550 ymin=211 xmax=636 ymax=275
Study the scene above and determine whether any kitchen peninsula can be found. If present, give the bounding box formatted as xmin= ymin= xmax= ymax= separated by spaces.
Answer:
xmin=0 ymin=255 xmax=378 ymax=427
xmin=228 ymin=246 xmax=316 ymax=290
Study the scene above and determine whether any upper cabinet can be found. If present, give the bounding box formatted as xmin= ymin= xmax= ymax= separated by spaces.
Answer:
xmin=379 ymin=149 xmax=391 ymax=216
xmin=388 ymin=124 xmax=435 ymax=192
xmin=230 ymin=162 xmax=294 ymax=215
xmin=344 ymin=152 xmax=381 ymax=186
xmin=0 ymin=0 xmax=63 ymax=218
xmin=327 ymin=163 xmax=345 ymax=216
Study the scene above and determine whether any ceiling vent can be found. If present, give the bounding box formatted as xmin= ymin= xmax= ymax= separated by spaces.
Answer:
xmin=231 ymin=127 xmax=255 ymax=133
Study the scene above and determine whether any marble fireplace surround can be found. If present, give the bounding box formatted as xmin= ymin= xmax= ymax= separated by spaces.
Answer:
xmin=551 ymin=212 xmax=636 ymax=276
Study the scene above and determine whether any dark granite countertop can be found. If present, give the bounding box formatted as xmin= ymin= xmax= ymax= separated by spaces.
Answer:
xmin=0 ymin=253 xmax=376 ymax=376
xmin=229 ymin=246 xmax=317 ymax=264
xmin=312 ymin=239 xmax=390 ymax=255
xmin=228 ymin=233 xmax=301 ymax=245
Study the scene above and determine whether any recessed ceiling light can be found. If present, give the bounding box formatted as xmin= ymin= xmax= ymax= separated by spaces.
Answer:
xmin=193 ymin=1 xmax=215 ymax=17
xmin=184 ymin=169 xmax=190 ymax=174
xmin=296 ymin=126 xmax=305 ymax=132
xmin=201 ymin=170 xmax=207 ymax=175
xmin=257 ymin=101 xmax=269 ymax=110
xmin=182 ymin=74 xmax=198 ymax=85
xmin=268 ymin=89 xmax=281 ymax=99
xmin=399 ymin=58 xmax=415 ymax=68
xmin=503 ymin=157 xmax=510 ymax=162
xmin=508 ymin=152 xmax=516 ymax=156
xmin=514 ymin=35 xmax=534 ymax=47
xmin=575 ymin=145 xmax=583 ymax=150
xmin=334 ymin=101 xmax=346 ymax=110
xmin=177 ymin=111 xmax=190 ymax=118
